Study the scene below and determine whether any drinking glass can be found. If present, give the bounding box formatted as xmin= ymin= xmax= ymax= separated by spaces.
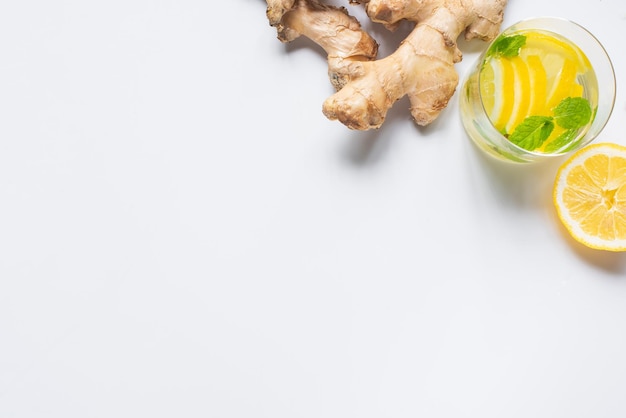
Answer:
xmin=459 ymin=17 xmax=615 ymax=163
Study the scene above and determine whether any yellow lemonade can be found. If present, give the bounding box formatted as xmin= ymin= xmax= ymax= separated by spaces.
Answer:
xmin=478 ymin=29 xmax=598 ymax=154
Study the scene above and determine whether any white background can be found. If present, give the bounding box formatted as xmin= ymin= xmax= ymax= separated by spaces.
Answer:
xmin=1 ymin=0 xmax=626 ymax=417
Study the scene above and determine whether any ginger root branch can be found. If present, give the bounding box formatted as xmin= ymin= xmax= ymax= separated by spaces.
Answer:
xmin=266 ymin=0 xmax=508 ymax=130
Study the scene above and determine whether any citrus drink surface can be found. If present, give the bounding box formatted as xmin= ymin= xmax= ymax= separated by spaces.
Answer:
xmin=478 ymin=29 xmax=598 ymax=154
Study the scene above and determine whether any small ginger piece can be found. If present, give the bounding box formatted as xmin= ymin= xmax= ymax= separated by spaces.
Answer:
xmin=266 ymin=0 xmax=379 ymax=91
xmin=266 ymin=0 xmax=508 ymax=130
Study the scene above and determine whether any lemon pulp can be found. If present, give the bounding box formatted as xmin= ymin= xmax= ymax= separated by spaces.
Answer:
xmin=554 ymin=143 xmax=626 ymax=251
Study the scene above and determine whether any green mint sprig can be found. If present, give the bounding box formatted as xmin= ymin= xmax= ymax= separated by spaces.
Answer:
xmin=507 ymin=97 xmax=593 ymax=152
xmin=543 ymin=129 xmax=579 ymax=153
xmin=553 ymin=97 xmax=592 ymax=129
xmin=508 ymin=116 xmax=554 ymax=150
xmin=487 ymin=34 xmax=527 ymax=58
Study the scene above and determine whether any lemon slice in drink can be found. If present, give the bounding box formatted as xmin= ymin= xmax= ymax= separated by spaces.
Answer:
xmin=504 ymin=56 xmax=532 ymax=133
xmin=554 ymin=143 xmax=626 ymax=251
xmin=526 ymin=55 xmax=547 ymax=115
xmin=546 ymin=58 xmax=580 ymax=109
xmin=523 ymin=31 xmax=591 ymax=71
xmin=486 ymin=53 xmax=546 ymax=135
xmin=522 ymin=31 xmax=588 ymax=109
xmin=480 ymin=59 xmax=496 ymax=116
xmin=481 ymin=56 xmax=515 ymax=133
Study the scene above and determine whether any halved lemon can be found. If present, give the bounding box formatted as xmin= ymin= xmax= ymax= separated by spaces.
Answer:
xmin=553 ymin=143 xmax=626 ymax=251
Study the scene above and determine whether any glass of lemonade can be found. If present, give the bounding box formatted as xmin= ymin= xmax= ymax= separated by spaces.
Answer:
xmin=460 ymin=17 xmax=615 ymax=163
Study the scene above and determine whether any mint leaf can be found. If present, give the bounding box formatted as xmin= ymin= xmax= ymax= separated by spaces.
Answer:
xmin=554 ymin=97 xmax=592 ymax=129
xmin=488 ymin=34 xmax=527 ymax=58
xmin=508 ymin=116 xmax=554 ymax=151
xmin=543 ymin=129 xmax=578 ymax=153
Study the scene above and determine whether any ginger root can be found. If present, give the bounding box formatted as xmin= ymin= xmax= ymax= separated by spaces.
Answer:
xmin=265 ymin=0 xmax=508 ymax=130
